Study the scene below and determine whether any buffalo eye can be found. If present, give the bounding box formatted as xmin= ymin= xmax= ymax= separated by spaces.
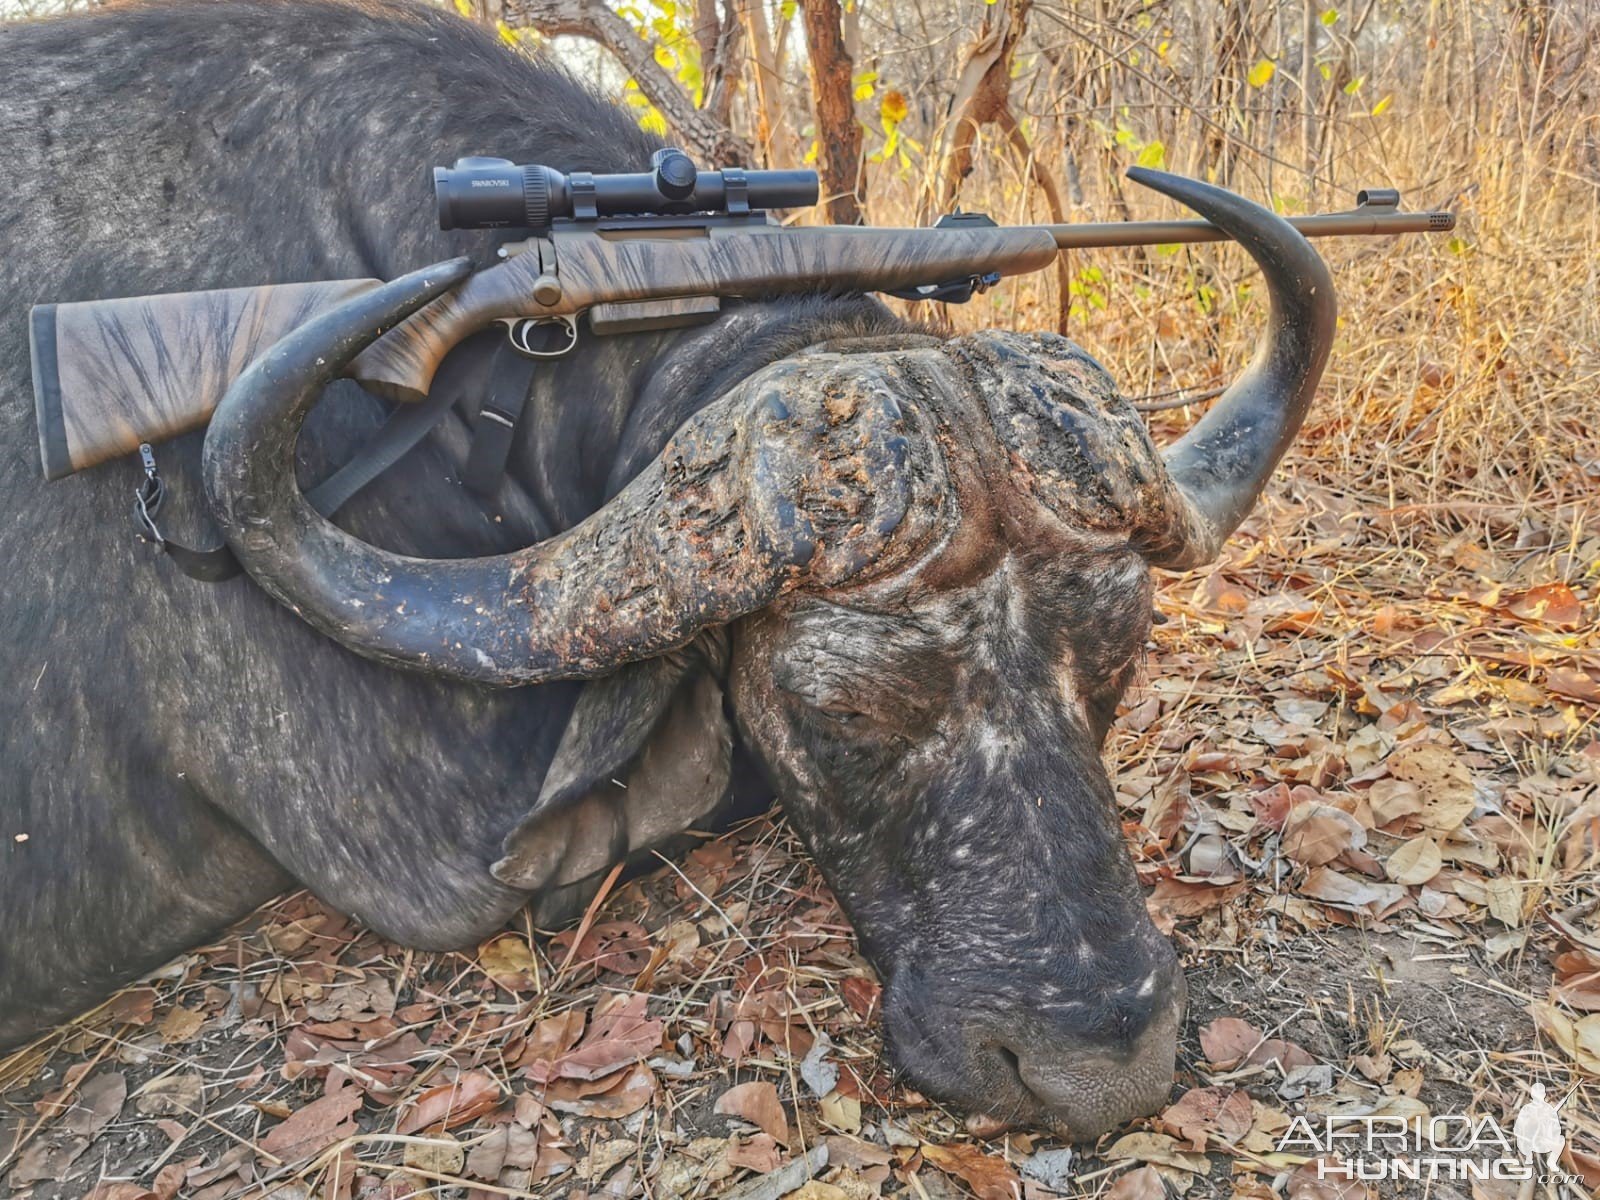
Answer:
xmin=813 ymin=700 xmax=866 ymax=725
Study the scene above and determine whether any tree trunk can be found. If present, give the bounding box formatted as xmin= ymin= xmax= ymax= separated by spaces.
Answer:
xmin=695 ymin=0 xmax=744 ymax=130
xmin=801 ymin=0 xmax=864 ymax=224
xmin=503 ymin=0 xmax=751 ymax=164
xmin=741 ymin=0 xmax=796 ymax=167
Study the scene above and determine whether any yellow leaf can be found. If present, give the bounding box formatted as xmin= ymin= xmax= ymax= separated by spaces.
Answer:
xmin=1135 ymin=140 xmax=1166 ymax=169
xmin=1320 ymin=7 xmax=1339 ymax=25
xmin=1248 ymin=59 xmax=1276 ymax=88
xmin=1371 ymin=94 xmax=1393 ymax=116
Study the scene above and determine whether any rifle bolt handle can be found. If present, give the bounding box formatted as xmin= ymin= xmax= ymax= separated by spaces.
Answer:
xmin=532 ymin=275 xmax=563 ymax=307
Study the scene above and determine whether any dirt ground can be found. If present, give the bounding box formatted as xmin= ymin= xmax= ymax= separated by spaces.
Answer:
xmin=2 ymin=469 xmax=1597 ymax=1200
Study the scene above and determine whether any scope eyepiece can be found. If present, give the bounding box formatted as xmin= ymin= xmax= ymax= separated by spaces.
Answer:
xmin=433 ymin=150 xmax=818 ymax=232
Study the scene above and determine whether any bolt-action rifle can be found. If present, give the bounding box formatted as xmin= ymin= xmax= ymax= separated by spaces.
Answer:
xmin=29 ymin=149 xmax=1453 ymax=481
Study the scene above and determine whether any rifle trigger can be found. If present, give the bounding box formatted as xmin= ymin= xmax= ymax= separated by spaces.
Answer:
xmin=506 ymin=315 xmax=578 ymax=359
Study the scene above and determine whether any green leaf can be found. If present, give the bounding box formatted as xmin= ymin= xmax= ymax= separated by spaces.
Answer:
xmin=1248 ymin=59 xmax=1276 ymax=88
xmin=1319 ymin=7 xmax=1339 ymax=25
xmin=1371 ymin=94 xmax=1393 ymax=116
xmin=1135 ymin=140 xmax=1166 ymax=169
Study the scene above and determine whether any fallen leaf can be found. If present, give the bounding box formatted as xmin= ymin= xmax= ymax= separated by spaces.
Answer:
xmin=800 ymin=1032 xmax=839 ymax=1097
xmin=1484 ymin=876 xmax=1523 ymax=925
xmin=1283 ymin=802 xmax=1365 ymax=867
xmin=83 ymin=1185 xmax=156 ymax=1200
xmin=1105 ymin=1131 xmax=1210 ymax=1174
xmin=465 ymin=1123 xmax=544 ymax=1180
xmin=545 ymin=1061 xmax=656 ymax=1118
xmin=1158 ymin=1086 xmax=1252 ymax=1150
xmin=1385 ymin=836 xmax=1443 ymax=885
xmin=1528 ymin=1003 xmax=1600 ymax=1073
xmin=526 ymin=993 xmax=661 ymax=1083
xmin=789 ymin=1184 xmax=848 ymax=1200
xmin=303 ymin=977 xmax=396 ymax=1023
xmin=1384 ymin=741 xmax=1476 ymax=834
xmin=106 ymin=988 xmax=158 ymax=1026
xmin=259 ymin=1082 xmax=362 ymax=1162
xmin=157 ymin=1006 xmax=206 ymax=1045
xmin=841 ymin=977 xmax=882 ymax=1021
xmin=1148 ymin=877 xmax=1247 ymax=921
xmin=1020 ymin=1146 xmax=1074 ymax=1192
xmin=1287 ymin=1158 xmax=1365 ymax=1198
xmin=1199 ymin=1016 xmax=1262 ymax=1068
xmin=1547 ymin=668 xmax=1600 ymax=704
xmin=715 ymin=1080 xmax=790 ymax=1142
xmin=12 ymin=1071 xmax=128 ymax=1185
xmin=397 ymin=1070 xmax=501 ymax=1134
xmin=819 ymin=1089 xmax=861 ymax=1134
xmin=478 ymin=933 xmax=540 ymax=991
xmin=1105 ymin=1165 xmax=1166 ymax=1200
xmin=727 ymin=1133 xmax=783 ymax=1173
xmin=135 ymin=1073 xmax=205 ymax=1118
xmin=1506 ymin=582 xmax=1584 ymax=629
xmin=403 ymin=1131 xmax=464 ymax=1176
xmin=920 ymin=1141 xmax=1023 ymax=1200
xmin=1366 ymin=779 xmax=1423 ymax=827
xmin=1299 ymin=865 xmax=1407 ymax=916
xmin=515 ymin=1008 xmax=586 ymax=1075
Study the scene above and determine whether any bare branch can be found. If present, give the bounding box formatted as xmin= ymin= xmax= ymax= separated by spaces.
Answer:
xmin=504 ymin=0 xmax=751 ymax=164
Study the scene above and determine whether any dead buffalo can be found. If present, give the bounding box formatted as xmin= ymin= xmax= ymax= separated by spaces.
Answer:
xmin=0 ymin=0 xmax=1332 ymax=1137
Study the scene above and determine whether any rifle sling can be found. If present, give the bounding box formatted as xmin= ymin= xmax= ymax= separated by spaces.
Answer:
xmin=461 ymin=341 xmax=540 ymax=498
xmin=146 ymin=364 xmax=518 ymax=585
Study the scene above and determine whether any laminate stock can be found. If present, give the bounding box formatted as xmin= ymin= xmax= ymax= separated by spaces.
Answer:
xmin=35 ymin=278 xmax=380 ymax=478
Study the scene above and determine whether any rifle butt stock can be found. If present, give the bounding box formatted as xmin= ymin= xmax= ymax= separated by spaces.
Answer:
xmin=32 ymin=278 xmax=381 ymax=479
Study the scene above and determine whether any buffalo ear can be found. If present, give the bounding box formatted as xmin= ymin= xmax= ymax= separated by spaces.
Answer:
xmin=491 ymin=632 xmax=733 ymax=898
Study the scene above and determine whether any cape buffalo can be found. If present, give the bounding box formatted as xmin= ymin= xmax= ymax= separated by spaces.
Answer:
xmin=0 ymin=0 xmax=1333 ymax=1138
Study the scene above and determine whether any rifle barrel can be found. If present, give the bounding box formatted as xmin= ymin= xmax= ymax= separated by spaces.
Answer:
xmin=1043 ymin=209 xmax=1455 ymax=250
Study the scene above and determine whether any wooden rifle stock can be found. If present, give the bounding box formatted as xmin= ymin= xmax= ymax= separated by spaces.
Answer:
xmin=32 ymin=279 xmax=381 ymax=479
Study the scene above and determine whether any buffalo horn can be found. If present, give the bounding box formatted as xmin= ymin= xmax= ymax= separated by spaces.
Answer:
xmin=1124 ymin=168 xmax=1337 ymax=570
xmin=202 ymin=263 xmax=938 ymax=685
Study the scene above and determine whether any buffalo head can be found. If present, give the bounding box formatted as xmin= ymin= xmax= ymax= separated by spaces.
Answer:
xmin=200 ymin=169 xmax=1334 ymax=1137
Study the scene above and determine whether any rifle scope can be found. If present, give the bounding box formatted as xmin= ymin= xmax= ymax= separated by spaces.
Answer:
xmin=434 ymin=147 xmax=818 ymax=232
